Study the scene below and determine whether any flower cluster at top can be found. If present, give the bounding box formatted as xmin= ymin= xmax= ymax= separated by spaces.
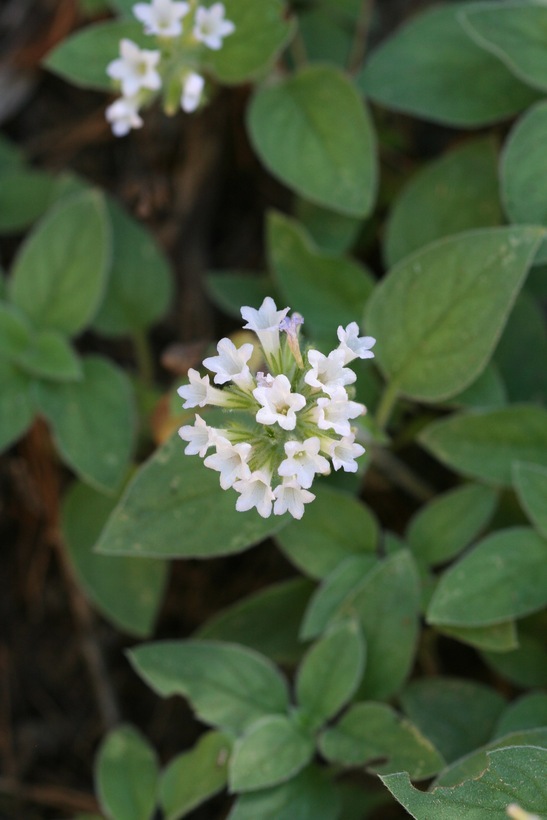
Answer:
xmin=105 ymin=0 xmax=235 ymax=136
xmin=177 ymin=297 xmax=376 ymax=520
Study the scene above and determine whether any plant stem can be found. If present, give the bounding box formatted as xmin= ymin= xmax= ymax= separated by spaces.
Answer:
xmin=132 ymin=329 xmax=154 ymax=386
xmin=375 ymin=380 xmax=399 ymax=430
xmin=371 ymin=445 xmax=435 ymax=502
xmin=348 ymin=0 xmax=375 ymax=74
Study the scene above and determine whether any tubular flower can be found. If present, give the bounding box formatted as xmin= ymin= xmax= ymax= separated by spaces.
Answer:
xmin=177 ymin=298 xmax=376 ymax=519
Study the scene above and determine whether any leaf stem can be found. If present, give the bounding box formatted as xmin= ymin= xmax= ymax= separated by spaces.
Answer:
xmin=132 ymin=329 xmax=154 ymax=387
xmin=375 ymin=380 xmax=399 ymax=430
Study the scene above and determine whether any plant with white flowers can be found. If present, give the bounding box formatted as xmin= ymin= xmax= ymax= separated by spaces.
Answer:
xmin=105 ymin=0 xmax=235 ymax=136
xmin=178 ymin=298 xmax=375 ymax=519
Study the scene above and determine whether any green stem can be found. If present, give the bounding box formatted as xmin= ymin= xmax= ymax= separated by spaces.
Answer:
xmin=375 ymin=380 xmax=399 ymax=430
xmin=132 ymin=329 xmax=154 ymax=387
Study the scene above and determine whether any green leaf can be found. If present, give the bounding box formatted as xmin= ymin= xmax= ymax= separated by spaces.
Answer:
xmin=382 ymin=746 xmax=547 ymax=819
xmin=436 ymin=621 xmax=518 ymax=654
xmin=494 ymin=290 xmax=547 ymax=403
xmin=427 ymin=527 xmax=547 ymax=628
xmin=294 ymin=198 xmax=361 ymax=255
xmin=0 ymin=169 xmax=55 ymax=233
xmin=0 ymin=134 xmax=24 ymax=169
xmin=358 ymin=4 xmax=540 ymax=126
xmin=0 ymin=358 xmax=34 ymax=452
xmin=319 ymin=702 xmax=444 ymax=780
xmin=129 ymin=640 xmax=289 ymax=734
xmin=435 ymin=728 xmax=547 ymax=788
xmin=16 ymin=329 xmax=82 ymax=382
xmin=227 ymin=765 xmax=341 ymax=820
xmin=339 ymin=550 xmax=421 ymax=700
xmin=366 ymin=227 xmax=543 ymax=402
xmin=62 ymin=481 xmax=167 ymax=638
xmin=9 ymin=190 xmax=110 ymax=336
xmin=95 ymin=433 xmax=286 ymax=559
xmin=229 ymin=714 xmax=314 ymax=793
xmin=406 ymin=483 xmax=497 ymax=567
xmin=300 ymin=554 xmax=378 ymax=640
xmin=296 ymin=621 xmax=365 ymax=729
xmin=420 ymin=405 xmax=547 ymax=486
xmin=206 ymin=272 xmax=275 ymax=320
xmin=494 ymin=692 xmax=547 ymax=740
xmin=198 ymin=578 xmax=314 ymax=665
xmin=275 ymin=485 xmax=378 ymax=579
xmin=159 ymin=731 xmax=232 ymax=820
xmin=514 ymin=462 xmax=547 ymax=539
xmin=204 ymin=0 xmax=294 ymax=85
xmin=297 ymin=10 xmax=353 ymax=69
xmin=400 ymin=678 xmax=505 ymax=764
xmin=461 ymin=1 xmax=547 ymax=93
xmin=44 ymin=20 xmax=150 ymax=91
xmin=267 ymin=211 xmax=375 ymax=345
xmin=35 ymin=355 xmax=134 ymax=493
xmin=95 ymin=725 xmax=159 ymax=820
xmin=384 ymin=138 xmax=503 ymax=267
xmin=0 ymin=302 xmax=32 ymax=357
xmin=93 ymin=199 xmax=172 ymax=336
xmin=448 ymin=362 xmax=507 ymax=411
xmin=483 ymin=626 xmax=547 ymax=688
xmin=501 ymin=102 xmax=547 ymax=231
xmin=247 ymin=65 xmax=377 ymax=217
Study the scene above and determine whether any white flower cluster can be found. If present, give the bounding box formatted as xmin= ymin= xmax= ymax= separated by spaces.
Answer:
xmin=178 ymin=297 xmax=376 ymax=519
xmin=105 ymin=0 xmax=235 ymax=136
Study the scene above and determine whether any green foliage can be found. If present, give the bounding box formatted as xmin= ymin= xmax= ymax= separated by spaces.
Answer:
xmin=358 ymin=4 xmax=540 ymax=126
xmin=383 ymin=746 xmax=547 ymax=818
xmin=160 ymin=731 xmax=232 ymax=820
xmin=366 ymin=227 xmax=543 ymax=402
xmin=420 ymin=405 xmax=547 ymax=485
xmin=62 ymin=481 xmax=168 ymax=637
xmin=384 ymin=138 xmax=503 ymax=267
xmin=9 ymin=190 xmax=110 ymax=337
xmin=129 ymin=641 xmax=290 ymax=733
xmin=513 ymin=462 xmax=547 ymax=538
xmin=228 ymin=766 xmax=341 ymax=820
xmin=428 ymin=528 xmax=547 ymax=627
xmin=96 ymin=725 xmax=160 ymax=820
xmin=267 ymin=211 xmax=375 ymax=345
xmin=275 ymin=485 xmax=378 ymax=578
xmin=96 ymin=433 xmax=287 ymax=558
xmin=319 ymin=702 xmax=444 ymax=780
xmin=248 ymin=65 xmax=377 ymax=217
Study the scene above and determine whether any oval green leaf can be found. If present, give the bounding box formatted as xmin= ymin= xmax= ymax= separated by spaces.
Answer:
xmin=9 ymin=190 xmax=110 ymax=337
xmin=358 ymin=4 xmax=540 ymax=126
xmin=129 ymin=640 xmax=289 ymax=734
xmin=247 ymin=65 xmax=377 ymax=217
xmin=427 ymin=527 xmax=547 ymax=627
xmin=513 ymin=461 xmax=547 ymax=539
xmin=366 ymin=227 xmax=543 ymax=402
xmin=95 ymin=725 xmax=159 ymax=820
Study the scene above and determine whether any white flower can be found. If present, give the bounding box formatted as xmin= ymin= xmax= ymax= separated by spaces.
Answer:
xmin=233 ymin=469 xmax=275 ymax=518
xmin=273 ymin=480 xmax=315 ymax=519
xmin=311 ymin=387 xmax=364 ymax=437
xmin=193 ymin=3 xmax=235 ymax=50
xmin=278 ymin=437 xmax=330 ymax=488
xmin=133 ymin=0 xmax=190 ymax=37
xmin=204 ymin=436 xmax=252 ymax=489
xmin=337 ymin=322 xmax=376 ymax=364
xmin=202 ymin=337 xmax=254 ymax=387
xmin=253 ymin=374 xmax=306 ymax=431
xmin=304 ymin=348 xmax=356 ymax=396
xmin=106 ymin=39 xmax=161 ymax=97
xmin=181 ymin=72 xmax=205 ymax=113
xmin=105 ymin=96 xmax=143 ymax=137
xmin=241 ymin=297 xmax=289 ymax=358
xmin=178 ymin=414 xmax=219 ymax=456
xmin=328 ymin=434 xmax=365 ymax=472
xmin=177 ymin=368 xmax=211 ymax=407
